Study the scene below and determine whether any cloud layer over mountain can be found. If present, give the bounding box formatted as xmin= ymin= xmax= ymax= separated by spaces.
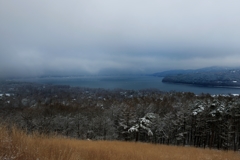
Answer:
xmin=1 ymin=0 xmax=240 ymax=77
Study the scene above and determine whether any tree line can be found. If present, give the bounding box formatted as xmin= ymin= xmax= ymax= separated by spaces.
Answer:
xmin=0 ymin=82 xmax=240 ymax=151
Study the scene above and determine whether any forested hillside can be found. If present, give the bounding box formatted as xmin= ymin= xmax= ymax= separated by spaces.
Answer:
xmin=162 ymin=69 xmax=240 ymax=87
xmin=1 ymin=82 xmax=240 ymax=151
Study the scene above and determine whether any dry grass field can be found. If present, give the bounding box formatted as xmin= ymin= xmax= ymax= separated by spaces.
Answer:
xmin=0 ymin=125 xmax=239 ymax=160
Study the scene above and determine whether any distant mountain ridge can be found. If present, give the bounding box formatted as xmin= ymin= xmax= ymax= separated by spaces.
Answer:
xmin=153 ymin=66 xmax=240 ymax=87
xmin=152 ymin=66 xmax=235 ymax=77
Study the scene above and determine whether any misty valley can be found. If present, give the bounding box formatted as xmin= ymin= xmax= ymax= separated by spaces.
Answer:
xmin=2 ymin=0 xmax=240 ymax=159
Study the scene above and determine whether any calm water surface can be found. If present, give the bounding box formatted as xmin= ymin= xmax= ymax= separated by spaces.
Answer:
xmin=19 ymin=76 xmax=240 ymax=95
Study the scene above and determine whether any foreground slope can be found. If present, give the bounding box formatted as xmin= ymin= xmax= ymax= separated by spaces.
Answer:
xmin=0 ymin=125 xmax=239 ymax=160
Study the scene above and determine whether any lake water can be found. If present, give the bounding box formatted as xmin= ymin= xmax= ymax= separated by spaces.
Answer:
xmin=19 ymin=75 xmax=240 ymax=95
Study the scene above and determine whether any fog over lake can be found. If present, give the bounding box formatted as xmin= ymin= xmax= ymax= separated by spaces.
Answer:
xmin=1 ymin=1 xmax=240 ymax=78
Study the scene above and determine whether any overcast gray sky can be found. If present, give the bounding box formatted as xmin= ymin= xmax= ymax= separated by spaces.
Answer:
xmin=1 ymin=0 xmax=240 ymax=78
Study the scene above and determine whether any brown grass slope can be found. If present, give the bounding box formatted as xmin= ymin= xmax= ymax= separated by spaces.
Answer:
xmin=0 ymin=125 xmax=240 ymax=160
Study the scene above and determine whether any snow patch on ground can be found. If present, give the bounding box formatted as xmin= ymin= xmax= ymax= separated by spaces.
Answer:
xmin=0 ymin=93 xmax=11 ymax=97
xmin=5 ymin=93 xmax=10 ymax=97
xmin=211 ymin=94 xmax=239 ymax=97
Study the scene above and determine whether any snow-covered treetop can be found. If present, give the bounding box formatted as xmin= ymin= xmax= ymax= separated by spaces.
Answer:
xmin=128 ymin=113 xmax=156 ymax=136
